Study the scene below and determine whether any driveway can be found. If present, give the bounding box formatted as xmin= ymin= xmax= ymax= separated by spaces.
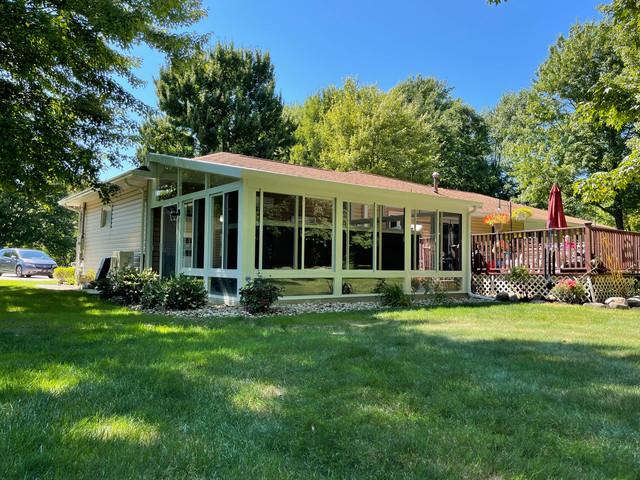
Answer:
xmin=0 ymin=274 xmax=54 ymax=282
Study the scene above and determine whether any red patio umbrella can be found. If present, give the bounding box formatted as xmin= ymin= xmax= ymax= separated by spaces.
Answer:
xmin=547 ymin=183 xmax=567 ymax=229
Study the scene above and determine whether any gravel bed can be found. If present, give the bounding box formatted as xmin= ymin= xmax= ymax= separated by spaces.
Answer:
xmin=136 ymin=296 xmax=490 ymax=319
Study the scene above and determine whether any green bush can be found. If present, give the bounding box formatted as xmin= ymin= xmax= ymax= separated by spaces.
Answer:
xmin=140 ymin=279 xmax=167 ymax=309
xmin=374 ymin=280 xmax=412 ymax=307
xmin=53 ymin=266 xmax=75 ymax=285
xmin=550 ymin=278 xmax=587 ymax=304
xmin=422 ymin=278 xmax=449 ymax=305
xmin=239 ymin=277 xmax=282 ymax=314
xmin=163 ymin=275 xmax=207 ymax=310
xmin=98 ymin=267 xmax=158 ymax=304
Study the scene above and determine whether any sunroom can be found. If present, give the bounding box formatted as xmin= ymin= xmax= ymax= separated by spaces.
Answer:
xmin=145 ymin=152 xmax=479 ymax=303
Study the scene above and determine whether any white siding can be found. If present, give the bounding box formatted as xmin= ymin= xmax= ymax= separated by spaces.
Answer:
xmin=82 ymin=189 xmax=145 ymax=272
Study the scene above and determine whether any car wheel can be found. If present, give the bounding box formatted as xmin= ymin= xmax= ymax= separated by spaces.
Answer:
xmin=26 ymin=275 xmax=32 ymax=278
xmin=15 ymin=265 xmax=23 ymax=278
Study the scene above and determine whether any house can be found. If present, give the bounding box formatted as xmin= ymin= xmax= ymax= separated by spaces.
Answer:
xmin=59 ymin=152 xmax=584 ymax=303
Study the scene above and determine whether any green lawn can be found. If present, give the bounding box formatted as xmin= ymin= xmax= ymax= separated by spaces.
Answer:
xmin=1 ymin=280 xmax=640 ymax=479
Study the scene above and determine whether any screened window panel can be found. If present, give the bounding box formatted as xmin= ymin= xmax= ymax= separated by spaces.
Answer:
xmin=441 ymin=213 xmax=462 ymax=271
xmin=303 ymin=198 xmax=333 ymax=269
xmin=181 ymin=169 xmax=205 ymax=195
xmin=378 ymin=205 xmax=405 ymax=270
xmin=411 ymin=210 xmax=437 ymax=271
xmin=342 ymin=202 xmax=374 ymax=270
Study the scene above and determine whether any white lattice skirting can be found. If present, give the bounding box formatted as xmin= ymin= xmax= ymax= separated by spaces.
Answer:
xmin=471 ymin=274 xmax=639 ymax=303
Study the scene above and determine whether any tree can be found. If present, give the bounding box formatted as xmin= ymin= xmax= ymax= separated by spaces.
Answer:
xmin=0 ymin=189 xmax=76 ymax=265
xmin=136 ymin=115 xmax=196 ymax=163
xmin=488 ymin=22 xmax=640 ymax=229
xmin=288 ymin=77 xmax=501 ymax=194
xmin=0 ymin=0 xmax=206 ymax=199
xmin=287 ymin=78 xmax=433 ymax=181
xmin=143 ymin=44 xmax=294 ymax=159
xmin=393 ymin=76 xmax=503 ymax=195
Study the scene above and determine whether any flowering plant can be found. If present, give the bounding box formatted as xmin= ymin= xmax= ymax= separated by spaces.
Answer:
xmin=512 ymin=207 xmax=532 ymax=223
xmin=483 ymin=213 xmax=510 ymax=227
xmin=550 ymin=278 xmax=586 ymax=304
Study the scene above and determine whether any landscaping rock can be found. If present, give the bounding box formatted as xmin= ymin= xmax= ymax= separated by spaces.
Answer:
xmin=627 ymin=297 xmax=640 ymax=308
xmin=509 ymin=293 xmax=519 ymax=302
xmin=495 ymin=292 xmax=510 ymax=302
xmin=604 ymin=297 xmax=626 ymax=305
xmin=531 ymin=294 xmax=545 ymax=302
xmin=583 ymin=302 xmax=606 ymax=308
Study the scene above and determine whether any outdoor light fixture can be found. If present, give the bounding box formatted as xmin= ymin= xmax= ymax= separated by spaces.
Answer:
xmin=169 ymin=206 xmax=180 ymax=222
xmin=432 ymin=172 xmax=441 ymax=193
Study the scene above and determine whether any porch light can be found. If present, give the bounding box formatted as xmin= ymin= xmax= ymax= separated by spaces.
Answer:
xmin=432 ymin=172 xmax=440 ymax=193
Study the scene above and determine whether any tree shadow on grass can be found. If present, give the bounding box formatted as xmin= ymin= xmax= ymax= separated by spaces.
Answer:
xmin=1 ymin=288 xmax=640 ymax=478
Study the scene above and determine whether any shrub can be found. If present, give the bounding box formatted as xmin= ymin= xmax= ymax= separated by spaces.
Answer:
xmin=506 ymin=265 xmax=531 ymax=283
xmin=374 ymin=280 xmax=412 ymax=307
xmin=550 ymin=278 xmax=587 ymax=304
xmin=53 ymin=266 xmax=75 ymax=285
xmin=506 ymin=265 xmax=532 ymax=299
xmin=141 ymin=279 xmax=167 ymax=309
xmin=239 ymin=277 xmax=282 ymax=314
xmin=163 ymin=275 xmax=207 ymax=310
xmin=98 ymin=267 xmax=158 ymax=304
xmin=422 ymin=278 xmax=449 ymax=305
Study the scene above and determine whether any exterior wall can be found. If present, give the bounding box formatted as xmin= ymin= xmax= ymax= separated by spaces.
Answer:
xmin=242 ymin=171 xmax=473 ymax=300
xmin=82 ymin=188 xmax=146 ymax=272
xmin=143 ymin=158 xmax=476 ymax=303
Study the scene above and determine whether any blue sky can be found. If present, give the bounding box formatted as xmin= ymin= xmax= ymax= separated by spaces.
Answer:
xmin=107 ymin=0 xmax=602 ymax=178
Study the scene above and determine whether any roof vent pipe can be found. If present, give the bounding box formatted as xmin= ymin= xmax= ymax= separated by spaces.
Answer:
xmin=432 ymin=172 xmax=440 ymax=193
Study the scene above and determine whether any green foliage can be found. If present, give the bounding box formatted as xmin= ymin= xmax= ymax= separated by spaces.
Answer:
xmin=163 ymin=276 xmax=207 ymax=310
xmin=0 ymin=189 xmax=76 ymax=265
xmin=142 ymin=44 xmax=294 ymax=160
xmin=487 ymin=21 xmax=640 ymax=230
xmin=1 ymin=0 xmax=206 ymax=199
xmin=98 ymin=268 xmax=158 ymax=304
xmin=287 ymin=77 xmax=502 ymax=195
xmin=550 ymin=278 xmax=587 ymax=304
xmin=374 ymin=280 xmax=412 ymax=307
xmin=393 ymin=76 xmax=503 ymax=194
xmin=53 ymin=267 xmax=76 ymax=285
xmin=136 ymin=115 xmax=197 ymax=163
xmin=140 ymin=276 xmax=207 ymax=310
xmin=506 ymin=265 xmax=532 ymax=283
xmin=141 ymin=279 xmax=167 ymax=310
xmin=239 ymin=277 xmax=282 ymax=314
xmin=422 ymin=278 xmax=450 ymax=305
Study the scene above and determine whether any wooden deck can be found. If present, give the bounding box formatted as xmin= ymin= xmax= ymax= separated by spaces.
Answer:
xmin=472 ymin=224 xmax=640 ymax=275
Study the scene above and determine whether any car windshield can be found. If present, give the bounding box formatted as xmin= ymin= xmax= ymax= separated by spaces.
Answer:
xmin=18 ymin=249 xmax=50 ymax=260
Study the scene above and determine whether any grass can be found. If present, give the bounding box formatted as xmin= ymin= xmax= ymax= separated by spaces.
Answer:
xmin=1 ymin=279 xmax=639 ymax=479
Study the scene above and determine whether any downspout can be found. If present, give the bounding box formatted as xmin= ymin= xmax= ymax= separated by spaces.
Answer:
xmin=125 ymin=178 xmax=148 ymax=270
xmin=467 ymin=205 xmax=478 ymax=297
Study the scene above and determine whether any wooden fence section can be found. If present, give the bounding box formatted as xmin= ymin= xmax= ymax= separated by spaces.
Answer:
xmin=472 ymin=224 xmax=640 ymax=275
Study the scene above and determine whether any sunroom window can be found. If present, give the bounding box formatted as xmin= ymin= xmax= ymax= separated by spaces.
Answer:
xmin=211 ymin=191 xmax=238 ymax=269
xmin=182 ymin=198 xmax=205 ymax=269
xmin=181 ymin=169 xmax=205 ymax=195
xmin=256 ymin=192 xmax=334 ymax=270
xmin=411 ymin=210 xmax=436 ymax=271
xmin=155 ymin=165 xmax=177 ymax=201
xmin=377 ymin=205 xmax=405 ymax=270
xmin=441 ymin=212 xmax=462 ymax=271
xmin=343 ymin=202 xmax=374 ymax=270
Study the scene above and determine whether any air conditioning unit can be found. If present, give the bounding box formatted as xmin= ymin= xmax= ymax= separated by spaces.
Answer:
xmin=111 ymin=251 xmax=135 ymax=270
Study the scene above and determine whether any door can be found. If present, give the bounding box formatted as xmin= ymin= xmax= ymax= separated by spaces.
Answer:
xmin=161 ymin=205 xmax=178 ymax=278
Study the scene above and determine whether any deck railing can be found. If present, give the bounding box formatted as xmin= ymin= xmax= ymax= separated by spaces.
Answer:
xmin=472 ymin=223 xmax=640 ymax=275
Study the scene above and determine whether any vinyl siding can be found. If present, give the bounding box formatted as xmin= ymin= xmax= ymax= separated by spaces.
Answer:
xmin=82 ymin=188 xmax=145 ymax=272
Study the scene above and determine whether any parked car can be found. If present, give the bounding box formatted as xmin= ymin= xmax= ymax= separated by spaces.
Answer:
xmin=0 ymin=248 xmax=57 ymax=278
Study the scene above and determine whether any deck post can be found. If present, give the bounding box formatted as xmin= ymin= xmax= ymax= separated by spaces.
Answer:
xmin=584 ymin=222 xmax=593 ymax=272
